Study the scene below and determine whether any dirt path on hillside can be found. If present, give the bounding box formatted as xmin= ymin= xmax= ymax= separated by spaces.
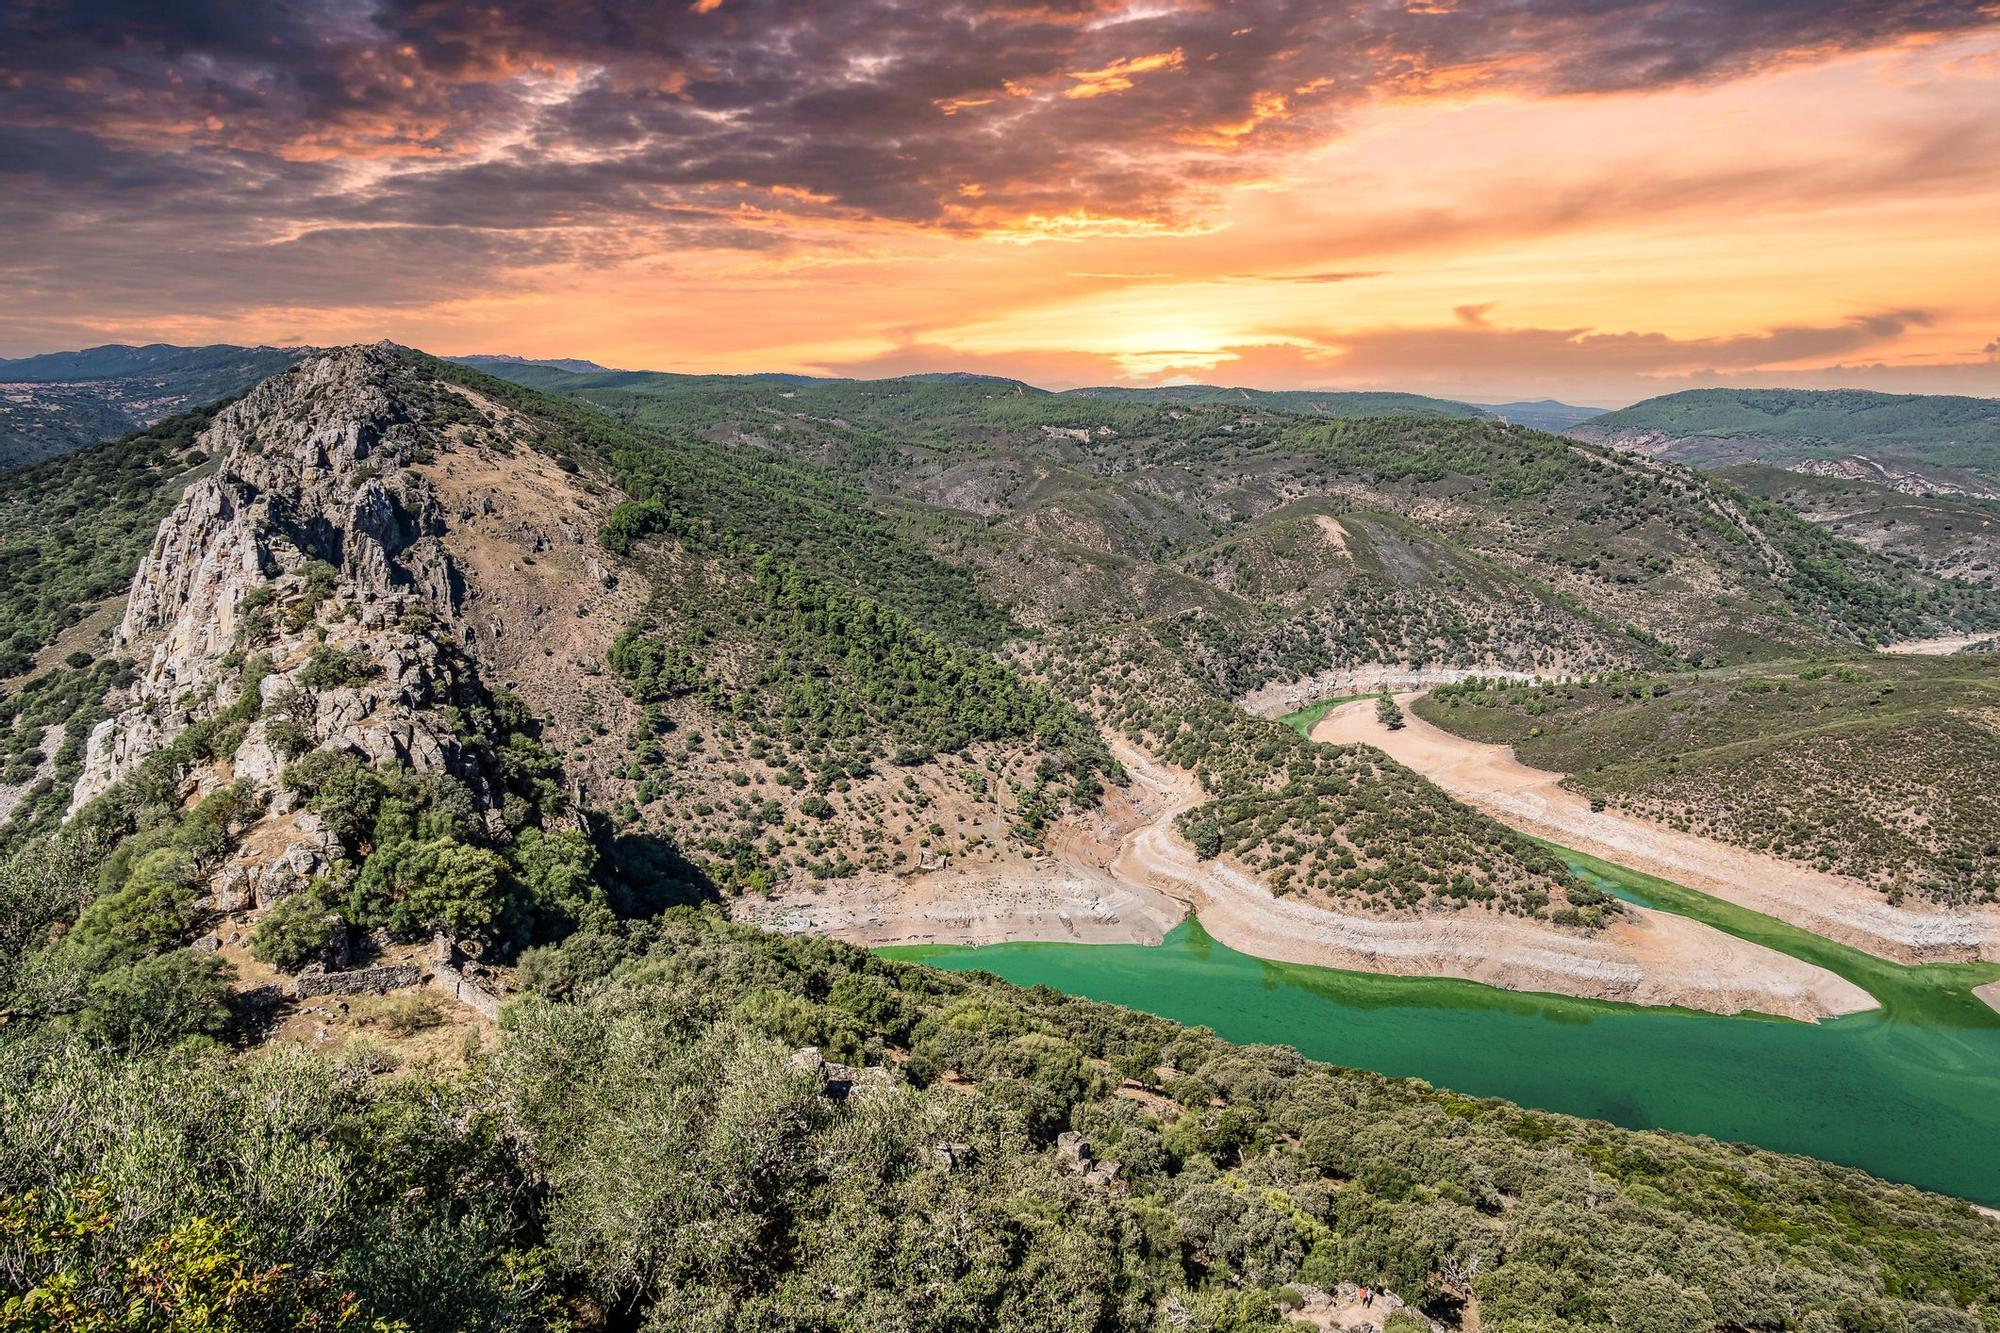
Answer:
xmin=1314 ymin=697 xmax=2000 ymax=964
xmin=753 ymin=734 xmax=1875 ymax=1021
xmin=1881 ymin=633 xmax=2000 ymax=656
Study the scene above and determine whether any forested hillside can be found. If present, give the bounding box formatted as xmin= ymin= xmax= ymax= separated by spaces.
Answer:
xmin=1061 ymin=384 xmax=1488 ymax=419
xmin=526 ymin=371 xmax=2000 ymax=688
xmin=1417 ymin=655 xmax=2000 ymax=904
xmin=1571 ymin=388 xmax=2000 ymax=489
xmin=6 ymin=347 xmax=2000 ymax=1331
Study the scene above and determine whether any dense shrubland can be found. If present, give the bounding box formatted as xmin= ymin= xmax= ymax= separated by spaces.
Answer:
xmin=1420 ymin=657 xmax=2000 ymax=904
xmin=600 ymin=551 xmax=1114 ymax=893
xmin=6 ymin=910 xmax=1999 ymax=1330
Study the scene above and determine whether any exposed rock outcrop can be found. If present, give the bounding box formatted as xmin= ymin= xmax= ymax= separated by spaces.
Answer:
xmin=70 ymin=344 xmax=482 ymax=815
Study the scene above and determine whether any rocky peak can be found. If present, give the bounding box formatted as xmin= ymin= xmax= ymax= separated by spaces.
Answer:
xmin=69 ymin=345 xmax=486 ymax=815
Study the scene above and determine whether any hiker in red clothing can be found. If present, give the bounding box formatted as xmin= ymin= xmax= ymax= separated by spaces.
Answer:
xmin=1360 ymin=1285 xmax=1373 ymax=1308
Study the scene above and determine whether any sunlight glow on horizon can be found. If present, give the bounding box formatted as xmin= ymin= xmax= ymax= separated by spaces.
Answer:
xmin=4 ymin=7 xmax=1997 ymax=405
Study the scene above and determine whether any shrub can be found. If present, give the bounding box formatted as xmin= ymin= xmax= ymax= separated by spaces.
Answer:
xmin=378 ymin=991 xmax=446 ymax=1036
xmin=298 ymin=644 xmax=380 ymax=690
xmin=250 ymin=893 xmax=337 ymax=973
xmin=1182 ymin=811 xmax=1222 ymax=860
xmin=1375 ymin=690 xmax=1406 ymax=730
xmin=74 ymin=951 xmax=234 ymax=1049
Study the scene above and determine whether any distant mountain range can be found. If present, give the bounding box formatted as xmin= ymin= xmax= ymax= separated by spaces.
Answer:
xmin=453 ymin=361 xmax=1507 ymax=421
xmin=450 ymin=353 xmax=620 ymax=376
xmin=0 ymin=342 xmax=303 ymax=468
xmin=1061 ymin=383 xmax=1489 ymax=419
xmin=1471 ymin=399 xmax=1607 ymax=430
xmin=1569 ymin=387 xmax=2000 ymax=495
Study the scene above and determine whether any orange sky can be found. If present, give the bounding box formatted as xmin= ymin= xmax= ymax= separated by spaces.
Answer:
xmin=3 ymin=1 xmax=1997 ymax=404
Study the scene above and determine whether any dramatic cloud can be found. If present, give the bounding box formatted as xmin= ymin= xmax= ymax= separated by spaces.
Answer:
xmin=7 ymin=0 xmax=1997 ymax=239
xmin=826 ymin=311 xmax=1999 ymax=401
xmin=1 ymin=1 xmax=1997 ymax=397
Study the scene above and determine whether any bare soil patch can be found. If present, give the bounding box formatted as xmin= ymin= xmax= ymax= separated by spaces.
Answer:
xmin=1314 ymin=696 xmax=2000 ymax=964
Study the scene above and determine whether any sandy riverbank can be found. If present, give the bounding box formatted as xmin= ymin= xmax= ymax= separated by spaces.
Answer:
xmin=1101 ymin=740 xmax=1871 ymax=1021
xmin=1314 ymin=697 xmax=2000 ymax=965
xmin=749 ymin=732 xmax=1876 ymax=1021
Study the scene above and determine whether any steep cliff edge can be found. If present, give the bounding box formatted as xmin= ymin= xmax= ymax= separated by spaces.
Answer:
xmin=54 ymin=344 xmax=633 ymax=1005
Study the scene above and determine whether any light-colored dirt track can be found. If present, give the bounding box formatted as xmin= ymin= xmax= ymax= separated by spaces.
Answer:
xmin=1881 ymin=633 xmax=2000 ymax=656
xmin=1314 ymin=696 xmax=2000 ymax=964
xmin=752 ymin=731 xmax=1876 ymax=1020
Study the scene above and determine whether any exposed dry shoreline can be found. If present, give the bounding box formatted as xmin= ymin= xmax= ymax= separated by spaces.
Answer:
xmin=749 ymin=734 xmax=1875 ymax=1022
xmin=1314 ymin=696 xmax=2000 ymax=965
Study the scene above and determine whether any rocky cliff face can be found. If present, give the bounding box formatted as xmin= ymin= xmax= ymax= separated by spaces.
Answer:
xmin=62 ymin=344 xmax=610 ymax=914
xmin=74 ymin=347 xmax=463 ymax=809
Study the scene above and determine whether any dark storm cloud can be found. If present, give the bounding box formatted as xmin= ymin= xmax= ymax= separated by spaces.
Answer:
xmin=1 ymin=0 xmax=1996 ymax=322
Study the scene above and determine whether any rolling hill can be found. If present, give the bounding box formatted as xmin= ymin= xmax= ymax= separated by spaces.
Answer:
xmin=537 ymin=371 xmax=2000 ymax=687
xmin=1473 ymin=399 xmax=1606 ymax=430
xmin=0 ymin=341 xmax=303 ymax=467
xmin=1062 ymin=383 xmax=1488 ymax=419
xmin=1569 ymin=387 xmax=2000 ymax=493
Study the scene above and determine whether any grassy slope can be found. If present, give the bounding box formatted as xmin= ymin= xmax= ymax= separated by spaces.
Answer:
xmin=1412 ymin=657 xmax=2000 ymax=903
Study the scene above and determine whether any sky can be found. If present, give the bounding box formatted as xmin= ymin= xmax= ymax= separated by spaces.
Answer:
xmin=2 ymin=1 xmax=1998 ymax=406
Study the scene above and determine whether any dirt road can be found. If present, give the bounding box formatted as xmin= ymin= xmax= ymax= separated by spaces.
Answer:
xmin=754 ymin=731 xmax=1876 ymax=1020
xmin=1313 ymin=696 xmax=2000 ymax=964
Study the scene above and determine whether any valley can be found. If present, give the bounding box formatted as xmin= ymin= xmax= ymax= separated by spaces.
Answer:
xmin=5 ymin=344 xmax=1998 ymax=1331
xmin=11 ymin=4 xmax=2000 ymax=1324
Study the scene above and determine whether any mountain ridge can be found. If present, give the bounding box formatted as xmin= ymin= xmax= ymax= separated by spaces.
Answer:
xmin=7 ymin=344 xmax=2000 ymax=1330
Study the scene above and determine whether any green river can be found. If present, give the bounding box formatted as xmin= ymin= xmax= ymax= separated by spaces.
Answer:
xmin=882 ymin=846 xmax=2000 ymax=1204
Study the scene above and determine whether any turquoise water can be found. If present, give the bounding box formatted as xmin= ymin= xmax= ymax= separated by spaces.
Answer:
xmin=884 ymin=877 xmax=2000 ymax=1202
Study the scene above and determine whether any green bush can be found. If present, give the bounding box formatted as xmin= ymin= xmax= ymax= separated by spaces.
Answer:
xmin=74 ymin=951 xmax=234 ymax=1050
xmin=378 ymin=992 xmax=446 ymax=1036
xmin=249 ymin=892 xmax=336 ymax=973
xmin=298 ymin=644 xmax=379 ymax=690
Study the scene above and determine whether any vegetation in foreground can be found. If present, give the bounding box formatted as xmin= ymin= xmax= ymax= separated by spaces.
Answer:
xmin=7 ymin=905 xmax=2000 ymax=1332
